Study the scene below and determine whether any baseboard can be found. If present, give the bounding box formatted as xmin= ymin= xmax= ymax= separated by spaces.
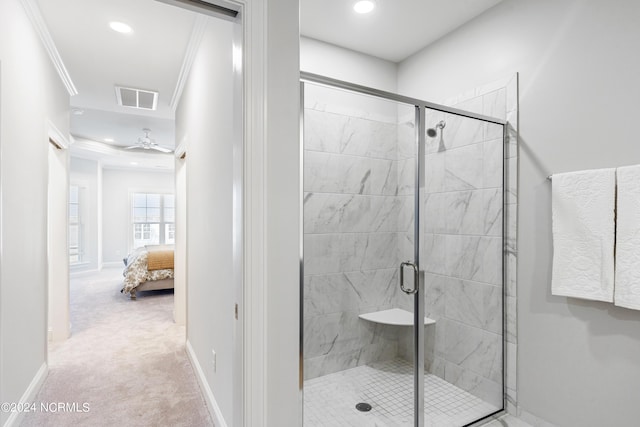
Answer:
xmin=186 ymin=340 xmax=228 ymax=427
xmin=69 ymin=268 xmax=101 ymax=278
xmin=3 ymin=363 xmax=48 ymax=427
xmin=517 ymin=407 xmax=558 ymax=427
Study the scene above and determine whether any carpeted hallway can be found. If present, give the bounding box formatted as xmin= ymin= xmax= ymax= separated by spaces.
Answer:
xmin=21 ymin=268 xmax=213 ymax=427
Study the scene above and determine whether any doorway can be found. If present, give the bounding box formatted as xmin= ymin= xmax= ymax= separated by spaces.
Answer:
xmin=41 ymin=0 xmax=245 ymax=425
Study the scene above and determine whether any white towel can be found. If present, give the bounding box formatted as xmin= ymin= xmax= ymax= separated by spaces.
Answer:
xmin=614 ymin=165 xmax=640 ymax=310
xmin=551 ymin=168 xmax=616 ymax=302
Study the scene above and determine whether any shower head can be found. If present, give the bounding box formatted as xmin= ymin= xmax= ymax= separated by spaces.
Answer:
xmin=426 ymin=120 xmax=446 ymax=138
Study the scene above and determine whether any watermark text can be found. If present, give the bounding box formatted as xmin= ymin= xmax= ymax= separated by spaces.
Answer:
xmin=1 ymin=402 xmax=90 ymax=413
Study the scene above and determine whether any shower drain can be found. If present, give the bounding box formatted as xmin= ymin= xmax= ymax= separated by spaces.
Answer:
xmin=355 ymin=402 xmax=372 ymax=412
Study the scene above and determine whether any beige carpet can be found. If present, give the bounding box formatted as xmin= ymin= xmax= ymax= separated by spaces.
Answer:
xmin=21 ymin=268 xmax=213 ymax=427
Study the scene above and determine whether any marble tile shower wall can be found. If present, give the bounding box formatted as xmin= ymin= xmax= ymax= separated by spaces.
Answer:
xmin=303 ymin=105 xmax=411 ymax=380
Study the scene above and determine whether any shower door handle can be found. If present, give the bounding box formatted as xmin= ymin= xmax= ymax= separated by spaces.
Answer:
xmin=399 ymin=261 xmax=418 ymax=295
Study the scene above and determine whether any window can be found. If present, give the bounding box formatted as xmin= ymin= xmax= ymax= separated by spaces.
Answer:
xmin=69 ymin=185 xmax=82 ymax=264
xmin=131 ymin=193 xmax=175 ymax=248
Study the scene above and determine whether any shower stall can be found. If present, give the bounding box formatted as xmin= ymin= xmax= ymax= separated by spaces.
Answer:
xmin=301 ymin=73 xmax=507 ymax=427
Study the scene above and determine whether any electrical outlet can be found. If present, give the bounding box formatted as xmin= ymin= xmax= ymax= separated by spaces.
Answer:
xmin=212 ymin=350 xmax=216 ymax=372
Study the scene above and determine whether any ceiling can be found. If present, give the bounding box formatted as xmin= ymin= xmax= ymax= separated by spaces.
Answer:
xmin=37 ymin=0 xmax=197 ymax=159
xmin=37 ymin=0 xmax=503 ymax=168
xmin=300 ymin=0 xmax=504 ymax=62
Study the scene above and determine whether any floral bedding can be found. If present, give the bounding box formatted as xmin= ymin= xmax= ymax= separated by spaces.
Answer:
xmin=122 ymin=247 xmax=174 ymax=295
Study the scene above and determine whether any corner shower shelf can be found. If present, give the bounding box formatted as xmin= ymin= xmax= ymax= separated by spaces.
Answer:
xmin=358 ymin=308 xmax=436 ymax=326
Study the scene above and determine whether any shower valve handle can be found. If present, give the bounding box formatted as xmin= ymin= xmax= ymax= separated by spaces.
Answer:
xmin=399 ymin=261 xmax=418 ymax=295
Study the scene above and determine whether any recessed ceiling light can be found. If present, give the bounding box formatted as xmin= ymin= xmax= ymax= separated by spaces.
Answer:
xmin=130 ymin=162 xmax=138 ymax=165
xmin=109 ymin=21 xmax=132 ymax=34
xmin=104 ymin=138 xmax=114 ymax=143
xmin=71 ymin=108 xmax=84 ymax=115
xmin=353 ymin=0 xmax=376 ymax=14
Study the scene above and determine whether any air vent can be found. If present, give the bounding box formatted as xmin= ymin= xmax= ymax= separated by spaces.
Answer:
xmin=115 ymin=86 xmax=158 ymax=110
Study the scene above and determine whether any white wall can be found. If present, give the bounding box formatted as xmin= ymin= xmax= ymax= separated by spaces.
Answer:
xmin=0 ymin=0 xmax=70 ymax=423
xmin=173 ymin=3 xmax=302 ymax=424
xmin=101 ymin=168 xmax=174 ymax=264
xmin=176 ymin=16 xmax=236 ymax=424
xmin=69 ymin=157 xmax=99 ymax=271
xmin=300 ymin=37 xmax=397 ymax=92
xmin=397 ymin=1 xmax=640 ymax=425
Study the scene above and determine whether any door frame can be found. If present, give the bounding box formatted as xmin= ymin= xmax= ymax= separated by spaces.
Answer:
xmin=46 ymin=120 xmax=71 ymax=345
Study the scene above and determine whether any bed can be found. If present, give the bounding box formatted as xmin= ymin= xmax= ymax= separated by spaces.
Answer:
xmin=121 ymin=245 xmax=175 ymax=299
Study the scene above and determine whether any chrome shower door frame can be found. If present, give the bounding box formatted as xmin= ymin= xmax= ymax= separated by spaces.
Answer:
xmin=300 ymin=71 xmax=507 ymax=427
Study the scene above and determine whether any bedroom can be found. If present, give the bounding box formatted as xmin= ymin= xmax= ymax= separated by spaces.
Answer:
xmin=68 ymin=155 xmax=176 ymax=300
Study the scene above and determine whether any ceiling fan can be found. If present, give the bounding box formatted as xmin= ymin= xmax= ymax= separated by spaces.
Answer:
xmin=124 ymin=128 xmax=173 ymax=153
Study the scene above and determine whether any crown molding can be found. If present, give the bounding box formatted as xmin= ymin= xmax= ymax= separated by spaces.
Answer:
xmin=170 ymin=14 xmax=209 ymax=112
xmin=20 ymin=0 xmax=78 ymax=96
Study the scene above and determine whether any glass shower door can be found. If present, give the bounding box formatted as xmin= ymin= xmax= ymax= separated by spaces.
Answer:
xmin=420 ymin=107 xmax=505 ymax=426
xmin=302 ymin=81 xmax=423 ymax=426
